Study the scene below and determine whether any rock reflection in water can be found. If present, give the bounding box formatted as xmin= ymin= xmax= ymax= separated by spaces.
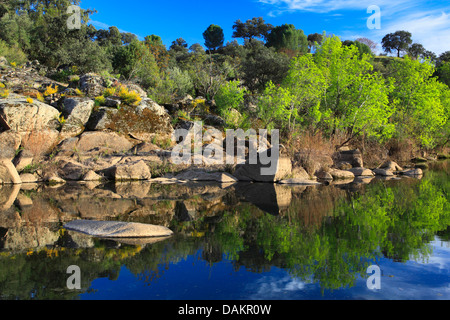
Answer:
xmin=0 ymin=165 xmax=447 ymax=300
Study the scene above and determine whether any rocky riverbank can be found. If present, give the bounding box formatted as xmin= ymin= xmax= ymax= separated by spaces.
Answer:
xmin=0 ymin=58 xmax=447 ymax=188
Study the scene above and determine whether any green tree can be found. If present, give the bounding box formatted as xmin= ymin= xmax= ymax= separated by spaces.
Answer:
xmin=257 ymin=81 xmax=293 ymax=132
xmin=283 ymin=54 xmax=328 ymax=130
xmin=315 ymin=36 xmax=395 ymax=144
xmin=240 ymin=40 xmax=290 ymax=92
xmin=112 ymin=39 xmax=160 ymax=88
xmin=407 ymin=43 xmax=426 ymax=60
xmin=232 ymin=17 xmax=273 ymax=43
xmin=266 ymin=24 xmax=308 ymax=54
xmin=203 ymin=24 xmax=224 ymax=51
xmin=389 ymin=56 xmax=449 ymax=147
xmin=382 ymin=30 xmax=413 ymax=57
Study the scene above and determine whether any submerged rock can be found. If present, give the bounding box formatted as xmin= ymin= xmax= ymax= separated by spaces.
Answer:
xmin=64 ymin=220 xmax=173 ymax=238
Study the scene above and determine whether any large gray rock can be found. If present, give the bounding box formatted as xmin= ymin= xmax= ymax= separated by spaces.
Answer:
xmin=347 ymin=167 xmax=374 ymax=177
xmin=57 ymin=131 xmax=135 ymax=156
xmin=335 ymin=149 xmax=364 ymax=168
xmin=86 ymin=107 xmax=119 ymax=131
xmin=79 ymin=73 xmax=106 ymax=97
xmin=380 ymin=160 xmax=403 ymax=172
xmin=60 ymin=97 xmax=95 ymax=137
xmin=100 ymin=160 xmax=151 ymax=181
xmin=373 ymin=168 xmax=394 ymax=176
xmin=329 ymin=168 xmax=355 ymax=180
xmin=136 ymin=98 xmax=167 ymax=117
xmin=0 ymin=94 xmax=60 ymax=132
xmin=233 ymin=148 xmax=292 ymax=182
xmin=64 ymin=220 xmax=173 ymax=238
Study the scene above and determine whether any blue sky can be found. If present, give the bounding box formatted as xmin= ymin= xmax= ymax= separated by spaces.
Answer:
xmin=81 ymin=0 xmax=450 ymax=55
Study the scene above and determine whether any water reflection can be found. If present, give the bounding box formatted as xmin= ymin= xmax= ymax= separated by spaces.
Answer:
xmin=0 ymin=161 xmax=448 ymax=300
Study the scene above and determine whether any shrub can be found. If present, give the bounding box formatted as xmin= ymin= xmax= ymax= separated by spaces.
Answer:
xmin=0 ymin=40 xmax=27 ymax=66
xmin=43 ymin=85 xmax=58 ymax=96
xmin=0 ymin=83 xmax=9 ymax=98
xmin=215 ymin=80 xmax=247 ymax=115
xmin=95 ymin=96 xmax=106 ymax=106
xmin=117 ymin=86 xmax=141 ymax=106
xmin=26 ymin=97 xmax=34 ymax=104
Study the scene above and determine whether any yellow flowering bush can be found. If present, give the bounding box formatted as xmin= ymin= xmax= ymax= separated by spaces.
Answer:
xmin=102 ymin=86 xmax=141 ymax=106
xmin=103 ymin=87 xmax=116 ymax=97
xmin=0 ymin=82 xmax=9 ymax=98
xmin=95 ymin=95 xmax=106 ymax=106
xmin=43 ymin=85 xmax=58 ymax=96
xmin=26 ymin=97 xmax=34 ymax=104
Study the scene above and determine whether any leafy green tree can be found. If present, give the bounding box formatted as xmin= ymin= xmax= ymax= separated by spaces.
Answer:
xmin=121 ymin=32 xmax=138 ymax=45
xmin=407 ymin=43 xmax=426 ymax=60
xmin=169 ymin=38 xmax=188 ymax=53
xmin=232 ymin=17 xmax=273 ymax=43
xmin=215 ymin=80 xmax=248 ymax=128
xmin=95 ymin=26 xmax=122 ymax=47
xmin=382 ymin=30 xmax=413 ymax=57
xmin=283 ymin=54 xmax=328 ymax=130
xmin=203 ymin=24 xmax=224 ymax=51
xmin=389 ymin=56 xmax=449 ymax=147
xmin=266 ymin=24 xmax=308 ymax=54
xmin=315 ymin=36 xmax=395 ymax=144
xmin=436 ymin=61 xmax=450 ymax=87
xmin=257 ymin=81 xmax=293 ymax=131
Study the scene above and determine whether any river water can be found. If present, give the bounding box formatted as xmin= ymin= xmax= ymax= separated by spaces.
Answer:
xmin=0 ymin=161 xmax=448 ymax=300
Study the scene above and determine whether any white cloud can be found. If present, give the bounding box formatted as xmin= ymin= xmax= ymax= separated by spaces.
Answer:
xmin=259 ymin=0 xmax=450 ymax=55
xmin=259 ymin=0 xmax=412 ymax=14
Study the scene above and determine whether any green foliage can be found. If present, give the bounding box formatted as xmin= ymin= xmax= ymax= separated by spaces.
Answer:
xmin=232 ymin=17 xmax=273 ymax=43
xmin=315 ymin=36 xmax=395 ymax=142
xmin=215 ymin=80 xmax=248 ymax=128
xmin=283 ymin=54 xmax=328 ymax=129
xmin=148 ymin=66 xmax=194 ymax=104
xmin=203 ymin=24 xmax=224 ymax=51
xmin=266 ymin=24 xmax=308 ymax=54
xmin=112 ymin=39 xmax=160 ymax=89
xmin=257 ymin=81 xmax=293 ymax=132
xmin=215 ymin=80 xmax=246 ymax=113
xmin=389 ymin=56 xmax=449 ymax=147
xmin=241 ymin=40 xmax=290 ymax=92
xmin=0 ymin=39 xmax=27 ymax=65
xmin=382 ymin=30 xmax=413 ymax=57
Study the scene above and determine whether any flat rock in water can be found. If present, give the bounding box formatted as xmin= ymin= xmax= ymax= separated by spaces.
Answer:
xmin=64 ymin=220 xmax=173 ymax=238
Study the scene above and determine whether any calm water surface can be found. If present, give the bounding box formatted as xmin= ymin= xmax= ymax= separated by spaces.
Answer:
xmin=0 ymin=161 xmax=448 ymax=300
